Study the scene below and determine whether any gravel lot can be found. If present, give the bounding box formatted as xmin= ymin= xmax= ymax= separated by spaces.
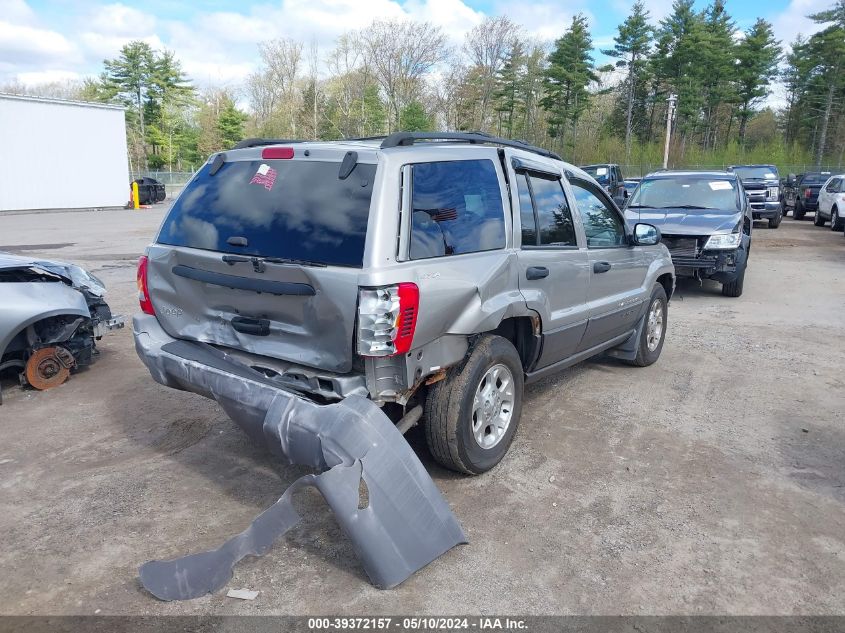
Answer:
xmin=0 ymin=208 xmax=843 ymax=615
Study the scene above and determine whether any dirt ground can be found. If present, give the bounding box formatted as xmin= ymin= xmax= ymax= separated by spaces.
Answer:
xmin=0 ymin=208 xmax=843 ymax=616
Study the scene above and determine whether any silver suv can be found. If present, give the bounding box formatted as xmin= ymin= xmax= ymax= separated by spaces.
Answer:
xmin=134 ymin=132 xmax=675 ymax=475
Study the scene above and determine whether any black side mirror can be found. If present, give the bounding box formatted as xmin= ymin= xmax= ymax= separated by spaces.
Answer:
xmin=633 ymin=223 xmax=661 ymax=246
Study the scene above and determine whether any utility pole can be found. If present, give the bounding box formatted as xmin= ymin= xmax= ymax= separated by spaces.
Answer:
xmin=663 ymin=93 xmax=678 ymax=170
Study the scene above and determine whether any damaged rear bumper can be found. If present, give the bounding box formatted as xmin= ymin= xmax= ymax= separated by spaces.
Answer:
xmin=132 ymin=314 xmax=466 ymax=597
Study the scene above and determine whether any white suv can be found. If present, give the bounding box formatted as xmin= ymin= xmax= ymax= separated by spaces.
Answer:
xmin=815 ymin=173 xmax=845 ymax=231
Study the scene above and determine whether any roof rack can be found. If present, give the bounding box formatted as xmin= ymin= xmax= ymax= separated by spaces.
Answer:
xmin=379 ymin=131 xmax=561 ymax=161
xmin=232 ymin=138 xmax=304 ymax=150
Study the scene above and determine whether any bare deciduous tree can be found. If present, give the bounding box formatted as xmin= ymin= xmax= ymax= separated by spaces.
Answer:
xmin=247 ymin=38 xmax=303 ymax=136
xmin=359 ymin=20 xmax=448 ymax=131
xmin=463 ymin=16 xmax=520 ymax=129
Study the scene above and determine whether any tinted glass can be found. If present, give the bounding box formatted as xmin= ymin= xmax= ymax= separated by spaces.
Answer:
xmin=732 ymin=166 xmax=779 ymax=180
xmin=529 ymin=176 xmax=577 ymax=246
xmin=410 ymin=160 xmax=505 ymax=260
xmin=570 ymin=181 xmax=626 ymax=247
xmin=801 ymin=173 xmax=829 ymax=184
xmin=826 ymin=178 xmax=841 ymax=192
xmin=629 ymin=177 xmax=739 ymax=210
xmin=158 ymin=159 xmax=376 ymax=267
xmin=516 ymin=173 xmax=536 ymax=246
xmin=583 ymin=165 xmax=609 ymax=183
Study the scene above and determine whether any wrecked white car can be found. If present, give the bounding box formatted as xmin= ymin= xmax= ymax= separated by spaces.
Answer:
xmin=0 ymin=252 xmax=124 ymax=402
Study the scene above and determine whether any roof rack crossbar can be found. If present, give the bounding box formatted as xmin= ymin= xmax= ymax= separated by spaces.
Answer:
xmin=232 ymin=138 xmax=305 ymax=150
xmin=379 ymin=131 xmax=561 ymax=160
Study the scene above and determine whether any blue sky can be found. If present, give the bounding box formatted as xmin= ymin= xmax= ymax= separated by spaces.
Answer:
xmin=0 ymin=0 xmax=830 ymax=93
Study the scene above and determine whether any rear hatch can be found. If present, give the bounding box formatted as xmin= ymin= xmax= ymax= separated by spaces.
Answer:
xmin=145 ymin=147 xmax=378 ymax=373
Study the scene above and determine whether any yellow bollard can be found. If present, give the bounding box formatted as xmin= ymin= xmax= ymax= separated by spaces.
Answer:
xmin=132 ymin=181 xmax=140 ymax=210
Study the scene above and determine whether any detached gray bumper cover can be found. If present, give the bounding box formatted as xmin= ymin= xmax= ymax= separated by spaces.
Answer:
xmin=133 ymin=315 xmax=466 ymax=599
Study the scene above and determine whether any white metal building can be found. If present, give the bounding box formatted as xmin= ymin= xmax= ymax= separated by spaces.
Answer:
xmin=0 ymin=93 xmax=129 ymax=211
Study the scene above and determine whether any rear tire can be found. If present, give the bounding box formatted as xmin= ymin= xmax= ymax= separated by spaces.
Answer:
xmin=624 ymin=283 xmax=668 ymax=367
xmin=831 ymin=207 xmax=842 ymax=231
xmin=814 ymin=210 xmax=826 ymax=226
xmin=794 ymin=200 xmax=805 ymax=220
xmin=424 ymin=335 xmax=524 ymax=475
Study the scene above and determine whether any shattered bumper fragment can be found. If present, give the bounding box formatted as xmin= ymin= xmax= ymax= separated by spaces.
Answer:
xmin=133 ymin=315 xmax=466 ymax=599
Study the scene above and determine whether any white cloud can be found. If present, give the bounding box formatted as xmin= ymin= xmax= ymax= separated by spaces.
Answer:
xmin=610 ymin=0 xmax=673 ymax=22
xmin=0 ymin=20 xmax=78 ymax=62
xmin=770 ymin=0 xmax=829 ymax=49
xmin=492 ymin=1 xmax=583 ymax=42
xmin=0 ymin=0 xmax=37 ymax=24
xmin=16 ymin=69 xmax=81 ymax=84
xmin=87 ymin=3 xmax=156 ymax=36
xmin=405 ymin=0 xmax=485 ymax=42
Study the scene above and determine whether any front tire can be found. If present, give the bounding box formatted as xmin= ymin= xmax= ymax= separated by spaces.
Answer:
xmin=769 ymin=208 xmax=782 ymax=228
xmin=424 ymin=335 xmax=524 ymax=475
xmin=814 ymin=210 xmax=826 ymax=226
xmin=624 ymin=283 xmax=668 ymax=367
xmin=722 ymin=262 xmax=746 ymax=297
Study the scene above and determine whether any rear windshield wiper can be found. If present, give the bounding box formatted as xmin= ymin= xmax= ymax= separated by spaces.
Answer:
xmin=221 ymin=254 xmax=327 ymax=268
xmin=262 ymin=256 xmax=327 ymax=268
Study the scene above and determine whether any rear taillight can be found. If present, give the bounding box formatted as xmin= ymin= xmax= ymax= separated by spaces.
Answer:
xmin=357 ymin=283 xmax=419 ymax=356
xmin=805 ymin=188 xmax=812 ymax=198
xmin=137 ymin=255 xmax=155 ymax=315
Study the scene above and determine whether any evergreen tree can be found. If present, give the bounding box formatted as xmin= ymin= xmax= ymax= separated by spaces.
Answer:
xmin=734 ymin=19 xmax=780 ymax=147
xmin=493 ymin=41 xmax=525 ymax=137
xmin=399 ymin=101 xmax=433 ymax=131
xmin=541 ymin=14 xmax=597 ymax=153
xmin=651 ymin=0 xmax=706 ymax=154
xmin=806 ymin=1 xmax=845 ymax=164
xmin=699 ymin=0 xmax=736 ymax=150
xmin=102 ymin=41 xmax=155 ymax=143
xmin=603 ymin=0 xmax=653 ymax=161
xmin=217 ymin=100 xmax=249 ymax=148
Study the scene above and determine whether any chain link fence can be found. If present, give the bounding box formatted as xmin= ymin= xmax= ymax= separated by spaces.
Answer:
xmin=619 ymin=164 xmax=843 ymax=179
xmin=130 ymin=171 xmax=195 ymax=199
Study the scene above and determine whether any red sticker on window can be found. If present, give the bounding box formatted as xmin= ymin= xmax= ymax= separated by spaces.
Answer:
xmin=250 ymin=163 xmax=277 ymax=191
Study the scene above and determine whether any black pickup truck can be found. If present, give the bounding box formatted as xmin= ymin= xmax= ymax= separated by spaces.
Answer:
xmin=783 ymin=172 xmax=831 ymax=220
xmin=727 ymin=164 xmax=783 ymax=228
xmin=581 ymin=163 xmax=627 ymax=206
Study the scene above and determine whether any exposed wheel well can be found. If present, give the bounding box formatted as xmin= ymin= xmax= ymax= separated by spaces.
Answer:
xmin=488 ymin=316 xmax=539 ymax=372
xmin=656 ymin=273 xmax=674 ymax=301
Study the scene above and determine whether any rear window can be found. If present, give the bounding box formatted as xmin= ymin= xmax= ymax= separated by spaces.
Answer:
xmin=630 ymin=177 xmax=739 ymax=210
xmin=732 ymin=166 xmax=778 ymax=180
xmin=583 ymin=165 xmax=609 ymax=183
xmin=802 ymin=173 xmax=829 ymax=184
xmin=157 ymin=159 xmax=376 ymax=267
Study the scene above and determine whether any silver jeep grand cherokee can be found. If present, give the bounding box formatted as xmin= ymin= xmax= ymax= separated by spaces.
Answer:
xmin=134 ymin=132 xmax=674 ymax=475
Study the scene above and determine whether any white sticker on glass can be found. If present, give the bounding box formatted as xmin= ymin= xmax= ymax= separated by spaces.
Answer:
xmin=709 ymin=181 xmax=732 ymax=190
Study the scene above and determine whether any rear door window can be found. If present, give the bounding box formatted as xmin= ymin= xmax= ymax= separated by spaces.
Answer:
xmin=409 ymin=159 xmax=506 ymax=260
xmin=157 ymin=159 xmax=376 ymax=267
